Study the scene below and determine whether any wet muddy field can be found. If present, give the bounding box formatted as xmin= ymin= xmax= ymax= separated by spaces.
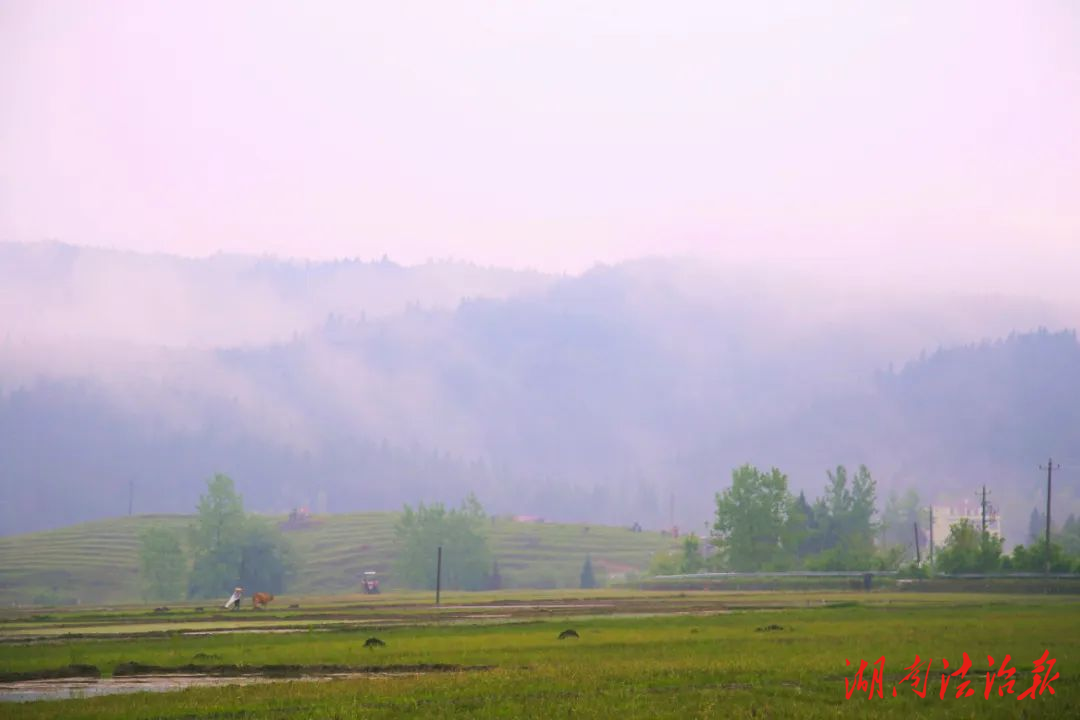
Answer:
xmin=0 ymin=663 xmax=488 ymax=702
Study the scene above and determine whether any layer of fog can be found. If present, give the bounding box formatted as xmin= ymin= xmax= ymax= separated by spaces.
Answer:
xmin=1 ymin=242 xmax=1078 ymax=542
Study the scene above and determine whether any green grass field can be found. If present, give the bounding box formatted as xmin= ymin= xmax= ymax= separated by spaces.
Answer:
xmin=0 ymin=590 xmax=1076 ymax=718
xmin=0 ymin=513 xmax=678 ymax=605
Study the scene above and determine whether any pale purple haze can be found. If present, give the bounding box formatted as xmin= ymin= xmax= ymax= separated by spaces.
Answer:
xmin=2 ymin=1 xmax=1078 ymax=297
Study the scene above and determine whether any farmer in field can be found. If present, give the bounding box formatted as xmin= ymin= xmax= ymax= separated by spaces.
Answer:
xmin=224 ymin=586 xmax=243 ymax=609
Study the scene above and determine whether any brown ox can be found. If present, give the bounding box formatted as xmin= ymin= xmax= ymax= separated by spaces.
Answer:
xmin=252 ymin=592 xmax=274 ymax=609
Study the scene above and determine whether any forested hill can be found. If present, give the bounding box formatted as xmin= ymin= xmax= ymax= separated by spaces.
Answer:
xmin=1 ymin=246 xmax=1078 ymax=541
xmin=875 ymin=329 xmax=1080 ymax=468
xmin=755 ymin=329 xmax=1080 ymax=540
xmin=3 ymin=328 xmax=1076 ymax=543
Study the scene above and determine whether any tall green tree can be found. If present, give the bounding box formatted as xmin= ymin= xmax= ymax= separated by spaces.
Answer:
xmin=1028 ymin=507 xmax=1046 ymax=545
xmin=790 ymin=490 xmax=818 ymax=558
xmin=880 ymin=488 xmax=920 ymax=557
xmin=138 ymin=527 xmax=186 ymax=601
xmin=1057 ymin=514 xmax=1080 ymax=557
xmin=712 ymin=465 xmax=796 ymax=571
xmin=238 ymin=516 xmax=292 ymax=594
xmin=679 ymin=533 xmax=704 ymax=574
xmin=936 ymin=518 xmax=1002 ymax=574
xmin=393 ymin=494 xmax=492 ymax=590
xmin=1007 ymin=540 xmax=1072 ymax=573
xmin=187 ymin=474 xmax=292 ymax=598
xmin=804 ymin=465 xmax=878 ymax=569
xmin=188 ymin=474 xmax=246 ymax=598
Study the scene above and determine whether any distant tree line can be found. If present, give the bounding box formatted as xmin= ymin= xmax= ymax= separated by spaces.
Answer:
xmin=692 ymin=464 xmax=885 ymax=573
xmin=648 ymin=463 xmax=1080 ymax=576
xmin=145 ymin=485 xmax=603 ymax=599
xmin=936 ymin=512 xmax=1080 ymax=575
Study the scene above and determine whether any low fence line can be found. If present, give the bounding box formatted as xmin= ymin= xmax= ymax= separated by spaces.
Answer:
xmin=652 ymin=571 xmax=895 ymax=580
xmin=651 ymin=571 xmax=1080 ymax=580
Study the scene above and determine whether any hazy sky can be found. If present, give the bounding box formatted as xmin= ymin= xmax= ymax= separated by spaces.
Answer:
xmin=2 ymin=1 xmax=1078 ymax=287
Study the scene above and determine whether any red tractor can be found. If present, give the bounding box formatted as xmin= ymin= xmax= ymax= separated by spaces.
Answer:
xmin=360 ymin=571 xmax=380 ymax=594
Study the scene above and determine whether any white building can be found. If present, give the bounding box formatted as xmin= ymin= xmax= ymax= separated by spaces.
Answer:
xmin=930 ymin=499 xmax=1003 ymax=548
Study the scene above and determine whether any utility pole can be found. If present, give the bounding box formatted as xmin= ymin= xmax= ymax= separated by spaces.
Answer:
xmin=128 ymin=479 xmax=134 ymax=516
xmin=1039 ymin=458 xmax=1060 ymax=574
xmin=976 ymin=485 xmax=992 ymax=550
xmin=913 ymin=522 xmax=921 ymax=565
xmin=435 ymin=545 xmax=443 ymax=605
xmin=928 ymin=506 xmax=934 ymax=568
xmin=977 ymin=486 xmax=989 ymax=535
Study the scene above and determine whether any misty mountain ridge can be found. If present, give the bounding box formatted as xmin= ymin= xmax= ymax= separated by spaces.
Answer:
xmin=1 ymin=242 xmax=1078 ymax=544
xmin=0 ymin=241 xmax=554 ymax=351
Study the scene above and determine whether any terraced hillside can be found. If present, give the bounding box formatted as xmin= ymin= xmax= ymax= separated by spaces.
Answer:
xmin=0 ymin=513 xmax=678 ymax=606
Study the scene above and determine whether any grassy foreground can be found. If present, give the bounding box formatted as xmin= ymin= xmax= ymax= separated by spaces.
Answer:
xmin=1 ymin=590 xmax=1077 ymax=718
xmin=0 ymin=513 xmax=677 ymax=605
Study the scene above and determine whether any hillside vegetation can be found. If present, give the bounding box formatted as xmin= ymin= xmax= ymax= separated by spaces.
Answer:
xmin=0 ymin=513 xmax=677 ymax=606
